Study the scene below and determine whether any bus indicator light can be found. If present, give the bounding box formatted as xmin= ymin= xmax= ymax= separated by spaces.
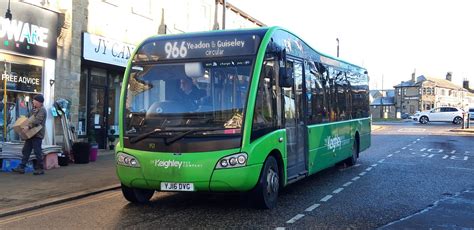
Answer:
xmin=220 ymin=159 xmax=229 ymax=168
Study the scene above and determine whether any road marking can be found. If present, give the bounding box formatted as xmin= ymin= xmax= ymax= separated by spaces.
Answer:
xmin=305 ymin=203 xmax=320 ymax=212
xmin=379 ymin=162 xmax=416 ymax=166
xmin=464 ymin=156 xmax=469 ymax=161
xmin=401 ymin=147 xmax=406 ymax=150
xmin=407 ymin=144 xmax=412 ymax=146
xmin=387 ymin=154 xmax=393 ymax=157
xmin=443 ymin=155 xmax=449 ymax=159
xmin=420 ymin=148 xmax=426 ymax=152
xmin=417 ymin=138 xmax=421 ymax=141
xmin=320 ymin=195 xmax=333 ymax=202
xmin=354 ymin=164 xmax=361 ymax=167
xmin=333 ymin=188 xmax=344 ymax=194
xmin=359 ymin=172 xmax=367 ymax=176
xmin=378 ymin=159 xmax=385 ymax=163
xmin=427 ymin=154 xmax=435 ymax=158
xmin=371 ymin=164 xmax=378 ymax=167
xmin=395 ymin=150 xmax=400 ymax=153
xmin=275 ymin=227 xmax=286 ymax=230
xmin=366 ymin=167 xmax=373 ymax=171
xmin=352 ymin=176 xmax=360 ymax=181
xmin=286 ymin=214 xmax=305 ymax=224
xmin=413 ymin=141 xmax=417 ymax=143
xmin=343 ymin=182 xmax=353 ymax=187
xmin=446 ymin=167 xmax=474 ymax=171
xmin=398 ymin=128 xmax=426 ymax=132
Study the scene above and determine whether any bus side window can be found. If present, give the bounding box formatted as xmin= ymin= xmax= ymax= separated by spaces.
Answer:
xmin=251 ymin=59 xmax=278 ymax=141
xmin=306 ymin=62 xmax=324 ymax=124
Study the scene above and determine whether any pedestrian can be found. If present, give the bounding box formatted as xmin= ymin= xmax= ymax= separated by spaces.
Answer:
xmin=12 ymin=94 xmax=47 ymax=175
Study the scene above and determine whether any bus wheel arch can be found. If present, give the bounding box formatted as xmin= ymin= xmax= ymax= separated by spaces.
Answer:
xmin=344 ymin=132 xmax=360 ymax=166
xmin=251 ymin=152 xmax=282 ymax=209
xmin=355 ymin=132 xmax=360 ymax=158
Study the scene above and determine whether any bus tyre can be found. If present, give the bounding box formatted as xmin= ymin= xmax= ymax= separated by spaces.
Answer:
xmin=252 ymin=156 xmax=279 ymax=209
xmin=344 ymin=140 xmax=359 ymax=166
xmin=419 ymin=116 xmax=429 ymax=124
xmin=121 ymin=184 xmax=154 ymax=203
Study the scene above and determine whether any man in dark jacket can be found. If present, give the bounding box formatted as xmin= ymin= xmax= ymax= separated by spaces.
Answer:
xmin=13 ymin=94 xmax=47 ymax=175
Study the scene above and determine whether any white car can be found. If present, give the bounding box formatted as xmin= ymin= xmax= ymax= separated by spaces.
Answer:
xmin=412 ymin=107 xmax=465 ymax=125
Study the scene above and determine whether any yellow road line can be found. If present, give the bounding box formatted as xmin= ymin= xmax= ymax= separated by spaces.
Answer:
xmin=0 ymin=192 xmax=120 ymax=225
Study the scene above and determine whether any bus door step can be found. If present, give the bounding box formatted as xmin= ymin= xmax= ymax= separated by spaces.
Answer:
xmin=287 ymin=170 xmax=308 ymax=184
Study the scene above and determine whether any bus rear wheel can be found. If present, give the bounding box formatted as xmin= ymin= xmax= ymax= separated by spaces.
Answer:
xmin=121 ymin=184 xmax=155 ymax=203
xmin=252 ymin=156 xmax=279 ymax=209
xmin=344 ymin=140 xmax=359 ymax=166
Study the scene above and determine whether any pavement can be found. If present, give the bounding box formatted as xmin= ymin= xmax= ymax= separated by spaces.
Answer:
xmin=0 ymin=139 xmax=473 ymax=228
xmin=0 ymin=149 xmax=120 ymax=218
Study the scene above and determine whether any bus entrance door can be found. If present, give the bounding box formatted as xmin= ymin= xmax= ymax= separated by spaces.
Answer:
xmin=283 ymin=60 xmax=308 ymax=180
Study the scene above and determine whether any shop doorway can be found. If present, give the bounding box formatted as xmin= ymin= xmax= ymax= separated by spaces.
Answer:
xmin=88 ymin=86 xmax=107 ymax=149
xmin=85 ymin=68 xmax=122 ymax=149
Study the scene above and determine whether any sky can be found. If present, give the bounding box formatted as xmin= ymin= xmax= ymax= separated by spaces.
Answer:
xmin=233 ymin=0 xmax=474 ymax=90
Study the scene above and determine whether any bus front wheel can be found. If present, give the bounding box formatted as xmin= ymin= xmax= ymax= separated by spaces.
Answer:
xmin=121 ymin=184 xmax=155 ymax=203
xmin=252 ymin=156 xmax=279 ymax=209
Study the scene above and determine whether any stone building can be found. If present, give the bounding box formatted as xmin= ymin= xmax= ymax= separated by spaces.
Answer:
xmin=394 ymin=72 xmax=472 ymax=116
xmin=0 ymin=0 xmax=264 ymax=148
xmin=369 ymin=90 xmax=395 ymax=119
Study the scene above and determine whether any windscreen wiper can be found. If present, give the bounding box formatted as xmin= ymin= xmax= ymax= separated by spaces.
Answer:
xmin=165 ymin=128 xmax=224 ymax=145
xmin=129 ymin=128 xmax=163 ymax=144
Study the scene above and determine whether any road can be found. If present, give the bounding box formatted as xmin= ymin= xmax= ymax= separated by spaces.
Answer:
xmin=1 ymin=122 xmax=473 ymax=229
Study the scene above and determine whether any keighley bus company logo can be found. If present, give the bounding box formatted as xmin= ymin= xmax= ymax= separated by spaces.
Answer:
xmin=326 ymin=135 xmax=342 ymax=152
xmin=151 ymin=159 xmax=203 ymax=169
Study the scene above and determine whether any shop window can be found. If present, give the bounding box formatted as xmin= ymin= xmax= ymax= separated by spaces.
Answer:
xmin=0 ymin=55 xmax=44 ymax=141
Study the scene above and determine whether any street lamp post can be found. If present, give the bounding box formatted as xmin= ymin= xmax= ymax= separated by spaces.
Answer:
xmin=5 ymin=0 xmax=12 ymax=21
xmin=336 ymin=38 xmax=339 ymax=57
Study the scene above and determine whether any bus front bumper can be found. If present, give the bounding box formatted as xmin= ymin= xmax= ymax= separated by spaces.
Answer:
xmin=116 ymin=163 xmax=262 ymax=192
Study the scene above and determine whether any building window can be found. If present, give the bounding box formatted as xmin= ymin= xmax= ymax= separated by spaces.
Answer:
xmin=132 ymin=0 xmax=152 ymax=18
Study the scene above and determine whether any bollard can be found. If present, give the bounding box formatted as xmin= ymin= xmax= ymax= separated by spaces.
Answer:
xmin=462 ymin=113 xmax=465 ymax=129
xmin=468 ymin=114 xmax=471 ymax=129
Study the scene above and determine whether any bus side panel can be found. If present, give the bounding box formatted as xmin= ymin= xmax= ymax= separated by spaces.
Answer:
xmin=237 ymin=130 xmax=287 ymax=187
xmin=307 ymin=123 xmax=339 ymax=175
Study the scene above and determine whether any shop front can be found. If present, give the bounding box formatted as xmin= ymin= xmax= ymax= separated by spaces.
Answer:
xmin=80 ymin=33 xmax=135 ymax=149
xmin=0 ymin=2 xmax=58 ymax=143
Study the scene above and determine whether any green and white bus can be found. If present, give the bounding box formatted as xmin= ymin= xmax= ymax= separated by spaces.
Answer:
xmin=116 ymin=27 xmax=371 ymax=209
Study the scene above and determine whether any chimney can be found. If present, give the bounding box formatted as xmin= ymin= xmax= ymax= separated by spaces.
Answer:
xmin=464 ymin=78 xmax=470 ymax=90
xmin=446 ymin=72 xmax=452 ymax=81
xmin=411 ymin=69 xmax=416 ymax=82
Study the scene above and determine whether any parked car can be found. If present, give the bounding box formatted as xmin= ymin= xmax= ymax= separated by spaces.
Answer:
xmin=412 ymin=107 xmax=465 ymax=124
xmin=401 ymin=113 xmax=412 ymax=119
xmin=469 ymin=108 xmax=474 ymax=120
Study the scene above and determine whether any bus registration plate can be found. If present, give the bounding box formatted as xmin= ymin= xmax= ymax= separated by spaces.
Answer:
xmin=160 ymin=182 xmax=194 ymax=192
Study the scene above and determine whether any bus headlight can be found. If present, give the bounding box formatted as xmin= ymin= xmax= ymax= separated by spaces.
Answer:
xmin=117 ymin=152 xmax=141 ymax=168
xmin=216 ymin=153 xmax=247 ymax=169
